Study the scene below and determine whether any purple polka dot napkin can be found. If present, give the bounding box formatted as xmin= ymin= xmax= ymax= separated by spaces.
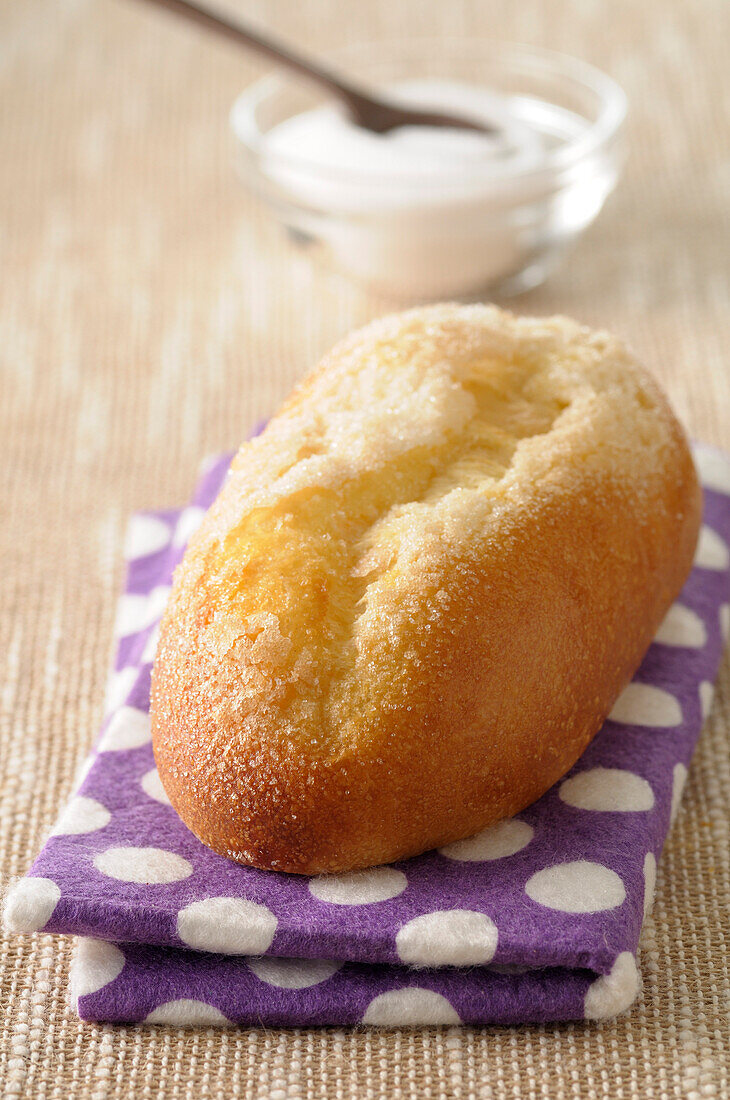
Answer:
xmin=5 ymin=444 xmax=730 ymax=1028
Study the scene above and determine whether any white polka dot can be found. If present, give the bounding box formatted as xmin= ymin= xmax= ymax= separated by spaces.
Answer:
xmin=94 ymin=847 xmax=192 ymax=884
xmin=643 ymin=852 xmax=657 ymax=919
xmin=146 ymin=585 xmax=172 ymax=624
xmin=439 ymin=819 xmax=534 ymax=862
xmin=114 ymin=585 xmax=171 ymax=638
xmin=559 ymin=768 xmax=654 ymax=812
xmin=198 ymin=452 xmax=222 ymax=477
xmin=653 ymin=603 xmax=707 ymax=649
xmin=309 ymin=867 xmax=407 ymax=906
xmin=670 ymin=763 xmax=688 ymax=825
xmin=609 ymin=683 xmax=682 ymax=727
xmin=248 ymin=957 xmax=341 ymax=989
xmin=720 ymin=604 xmax=730 ymax=640
xmin=141 ymin=624 xmax=161 ymax=664
xmin=71 ymin=752 xmax=96 ymax=794
xmin=173 ymin=506 xmax=206 ymax=548
xmin=140 ymin=768 xmax=171 ymax=805
xmin=584 ymin=952 xmax=638 ymax=1020
xmin=176 ymin=897 xmax=277 ymax=954
xmin=124 ymin=514 xmax=171 ymax=560
xmin=145 ymin=1000 xmax=230 ymax=1026
xmin=525 ymin=861 xmax=626 ymax=913
xmin=362 ymin=988 xmax=461 ymax=1026
xmin=694 ymin=525 xmax=730 ymax=571
xmin=693 ymin=445 xmax=730 ymax=494
xmin=396 ymin=910 xmax=498 ymax=966
xmin=51 ymin=796 xmax=111 ymax=836
xmin=113 ymin=594 xmax=147 ymax=638
xmin=71 ymin=939 xmax=125 ymax=1003
xmin=98 ymin=706 xmax=151 ymax=752
xmin=3 ymin=877 xmax=61 ymax=933
xmin=103 ymin=666 xmax=138 ymax=717
xmin=699 ymin=680 xmax=715 ymax=720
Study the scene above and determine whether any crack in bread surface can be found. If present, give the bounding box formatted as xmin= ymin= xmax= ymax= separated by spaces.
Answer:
xmin=179 ymin=305 xmax=665 ymax=756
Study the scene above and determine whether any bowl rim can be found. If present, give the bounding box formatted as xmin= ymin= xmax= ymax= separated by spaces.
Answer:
xmin=229 ymin=37 xmax=627 ymax=186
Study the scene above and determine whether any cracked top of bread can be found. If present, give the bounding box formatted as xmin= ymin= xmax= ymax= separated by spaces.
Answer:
xmin=151 ymin=303 xmax=701 ymax=874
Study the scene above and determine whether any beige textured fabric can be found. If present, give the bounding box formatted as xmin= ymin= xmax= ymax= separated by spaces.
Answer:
xmin=1 ymin=0 xmax=729 ymax=1095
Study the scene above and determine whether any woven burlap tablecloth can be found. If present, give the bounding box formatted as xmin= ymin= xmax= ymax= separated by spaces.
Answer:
xmin=2 ymin=0 xmax=729 ymax=1095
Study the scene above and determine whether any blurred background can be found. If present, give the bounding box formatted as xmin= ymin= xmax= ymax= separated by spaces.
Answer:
xmin=3 ymin=1 xmax=729 ymax=502
xmin=2 ymin=1 xmax=729 ymax=1095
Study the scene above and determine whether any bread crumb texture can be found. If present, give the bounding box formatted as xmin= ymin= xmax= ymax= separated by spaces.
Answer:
xmin=151 ymin=304 xmax=700 ymax=872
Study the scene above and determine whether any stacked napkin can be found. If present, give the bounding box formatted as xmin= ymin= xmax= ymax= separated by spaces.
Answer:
xmin=5 ymin=444 xmax=730 ymax=1028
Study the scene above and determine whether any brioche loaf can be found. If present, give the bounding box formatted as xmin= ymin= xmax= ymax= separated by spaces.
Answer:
xmin=151 ymin=304 xmax=701 ymax=874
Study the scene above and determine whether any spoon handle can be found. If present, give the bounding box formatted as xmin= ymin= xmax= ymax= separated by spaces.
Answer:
xmin=134 ymin=0 xmax=370 ymax=107
xmin=131 ymin=0 xmax=495 ymax=134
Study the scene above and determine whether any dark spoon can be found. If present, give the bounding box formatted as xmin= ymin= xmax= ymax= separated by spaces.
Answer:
xmin=133 ymin=0 xmax=496 ymax=136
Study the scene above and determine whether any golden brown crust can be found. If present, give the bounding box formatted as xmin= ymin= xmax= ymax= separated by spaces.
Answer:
xmin=150 ymin=304 xmax=701 ymax=874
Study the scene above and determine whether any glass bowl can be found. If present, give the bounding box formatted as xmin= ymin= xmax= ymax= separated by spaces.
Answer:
xmin=230 ymin=39 xmax=627 ymax=300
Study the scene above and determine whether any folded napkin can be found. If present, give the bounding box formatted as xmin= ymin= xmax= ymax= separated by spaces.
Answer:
xmin=6 ymin=443 xmax=730 ymax=1028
